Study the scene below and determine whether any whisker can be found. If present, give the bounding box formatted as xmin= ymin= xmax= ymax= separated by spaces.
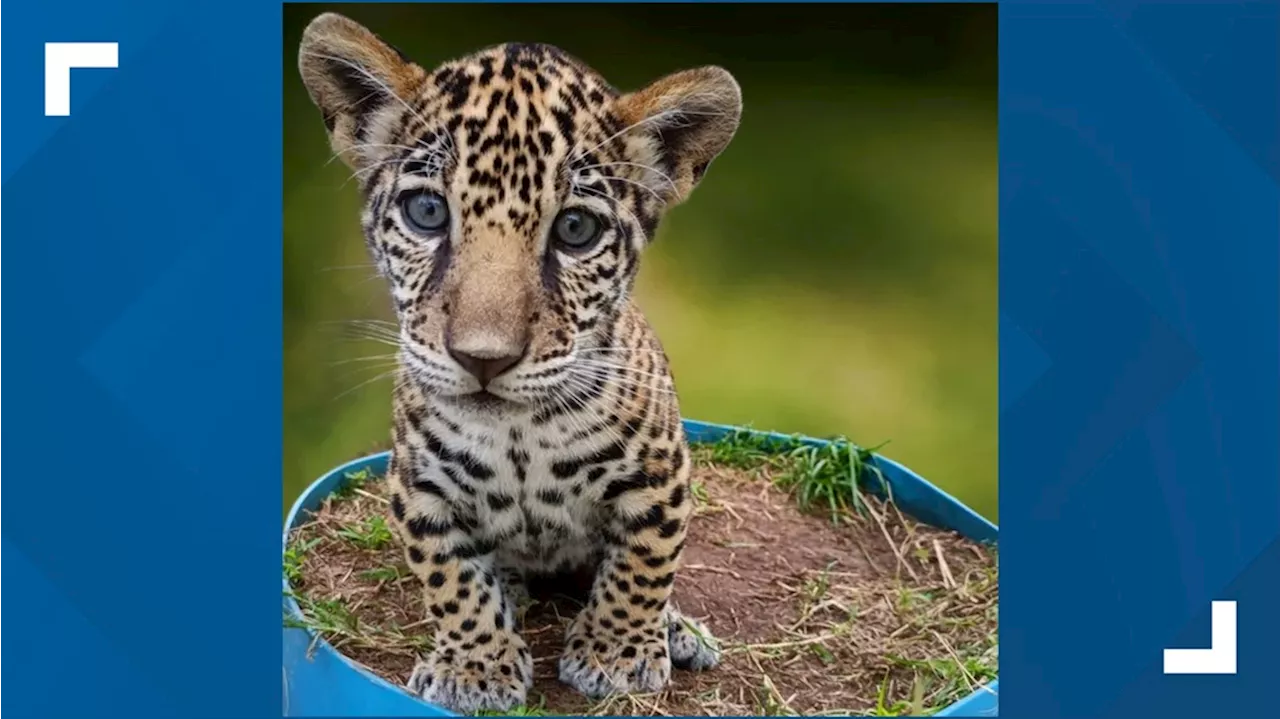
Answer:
xmin=555 ymin=376 xmax=628 ymax=446
xmin=329 ymin=353 xmax=399 ymax=367
xmin=573 ymin=161 xmax=677 ymax=191
xmin=575 ymin=186 xmax=643 ymax=229
xmin=575 ymin=172 xmax=667 ymax=205
xmin=570 ymin=361 xmax=678 ymax=392
xmin=332 ymin=367 xmax=404 ymax=401
xmin=318 ymin=263 xmax=380 ymax=273
xmin=325 ymin=142 xmax=422 ymax=167
xmin=301 ymin=51 xmax=436 ymax=138
xmin=571 ymin=107 xmax=686 ymax=162
xmin=574 ymin=359 xmax=674 ymax=384
xmin=571 ymin=373 xmax=679 ymax=399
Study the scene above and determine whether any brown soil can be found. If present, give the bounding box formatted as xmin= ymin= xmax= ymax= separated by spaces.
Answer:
xmin=286 ymin=454 xmax=998 ymax=716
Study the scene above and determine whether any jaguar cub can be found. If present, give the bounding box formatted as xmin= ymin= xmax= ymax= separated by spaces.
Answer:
xmin=299 ymin=13 xmax=741 ymax=712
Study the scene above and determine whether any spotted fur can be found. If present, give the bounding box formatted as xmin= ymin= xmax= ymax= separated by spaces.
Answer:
xmin=299 ymin=13 xmax=740 ymax=712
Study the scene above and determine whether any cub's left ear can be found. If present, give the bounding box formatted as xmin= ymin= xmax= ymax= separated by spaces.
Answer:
xmin=614 ymin=66 xmax=742 ymax=205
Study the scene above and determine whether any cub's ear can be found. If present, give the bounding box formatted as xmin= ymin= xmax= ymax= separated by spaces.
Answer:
xmin=298 ymin=13 xmax=425 ymax=168
xmin=614 ymin=66 xmax=742 ymax=205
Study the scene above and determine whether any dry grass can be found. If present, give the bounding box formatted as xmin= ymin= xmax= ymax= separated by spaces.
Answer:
xmin=285 ymin=439 xmax=997 ymax=716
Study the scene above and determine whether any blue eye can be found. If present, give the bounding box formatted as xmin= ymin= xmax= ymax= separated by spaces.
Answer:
xmin=553 ymin=209 xmax=603 ymax=251
xmin=401 ymin=192 xmax=450 ymax=234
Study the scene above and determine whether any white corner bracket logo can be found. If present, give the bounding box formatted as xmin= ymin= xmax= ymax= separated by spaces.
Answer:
xmin=1163 ymin=600 xmax=1237 ymax=675
xmin=45 ymin=42 xmax=119 ymax=116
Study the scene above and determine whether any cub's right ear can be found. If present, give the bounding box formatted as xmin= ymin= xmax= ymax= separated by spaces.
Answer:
xmin=298 ymin=13 xmax=424 ymax=168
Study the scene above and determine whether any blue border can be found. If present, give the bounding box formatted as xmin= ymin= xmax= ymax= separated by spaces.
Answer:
xmin=283 ymin=419 xmax=999 ymax=717
xmin=999 ymin=3 xmax=1278 ymax=716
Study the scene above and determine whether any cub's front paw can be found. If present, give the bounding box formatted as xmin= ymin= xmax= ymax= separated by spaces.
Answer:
xmin=558 ymin=614 xmax=671 ymax=699
xmin=668 ymin=610 xmax=721 ymax=671
xmin=407 ymin=632 xmax=533 ymax=713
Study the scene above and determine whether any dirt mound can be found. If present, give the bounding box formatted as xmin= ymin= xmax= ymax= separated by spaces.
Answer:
xmin=286 ymin=448 xmax=997 ymax=716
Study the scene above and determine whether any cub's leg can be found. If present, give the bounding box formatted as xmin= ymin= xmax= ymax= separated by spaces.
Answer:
xmin=388 ymin=456 xmax=532 ymax=713
xmin=558 ymin=448 xmax=698 ymax=698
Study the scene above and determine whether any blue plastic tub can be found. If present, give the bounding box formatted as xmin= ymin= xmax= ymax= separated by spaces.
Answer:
xmin=283 ymin=420 xmax=999 ymax=717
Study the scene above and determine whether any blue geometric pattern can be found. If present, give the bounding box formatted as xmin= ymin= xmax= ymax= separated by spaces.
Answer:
xmin=3 ymin=2 xmax=1276 ymax=718
xmin=1001 ymin=2 xmax=1278 ymax=717
xmin=4 ymin=4 xmax=282 ymax=718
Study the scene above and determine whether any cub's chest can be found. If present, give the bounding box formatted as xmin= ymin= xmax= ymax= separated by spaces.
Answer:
xmin=464 ymin=437 xmax=607 ymax=549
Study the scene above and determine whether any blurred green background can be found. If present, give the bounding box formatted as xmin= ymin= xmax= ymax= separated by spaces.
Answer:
xmin=283 ymin=3 xmax=998 ymax=520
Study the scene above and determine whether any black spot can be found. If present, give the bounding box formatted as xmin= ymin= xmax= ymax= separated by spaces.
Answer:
xmin=658 ymin=518 xmax=682 ymax=538
xmin=553 ymin=441 xmax=627 ymax=479
xmin=452 ymin=539 xmax=498 ymax=560
xmin=443 ymin=601 xmax=461 ymax=614
xmin=390 ymin=493 xmax=406 ymax=520
xmin=407 ymin=515 xmax=451 ymax=538
xmin=668 ymin=484 xmax=686 ymax=509
xmin=624 ymin=504 xmax=666 ymax=532
xmin=651 ymin=572 xmax=675 ymax=588
xmin=436 ymin=68 xmax=474 ymax=111
xmin=622 ymin=646 xmax=638 ymax=658
xmin=461 ymin=618 xmax=477 ymax=632
xmin=541 ymin=250 xmax=561 ymax=293
xmin=602 ymin=471 xmax=661 ymax=501
xmin=621 ymin=417 xmax=644 ymax=439
xmin=424 ymin=230 xmax=453 ymax=293
xmin=487 ymin=493 xmax=515 ymax=511
xmin=410 ymin=479 xmax=449 ymax=499
xmin=407 ymin=546 xmax=425 ymax=563
xmin=427 ymin=572 xmax=446 ymax=588
xmin=612 ymin=608 xmax=629 ymax=620
xmin=422 ymin=428 xmax=494 ymax=480
xmin=536 ymin=488 xmax=566 ymax=506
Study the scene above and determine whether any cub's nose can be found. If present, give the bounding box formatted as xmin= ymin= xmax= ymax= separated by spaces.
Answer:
xmin=447 ymin=344 xmax=527 ymax=386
